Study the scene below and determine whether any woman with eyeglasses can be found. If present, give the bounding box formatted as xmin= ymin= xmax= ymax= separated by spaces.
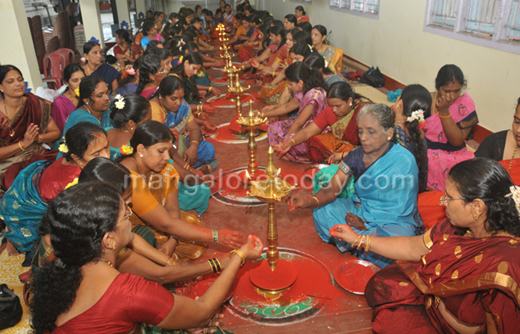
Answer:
xmin=30 ymin=182 xmax=263 ymax=334
xmin=331 ymin=158 xmax=520 ymax=334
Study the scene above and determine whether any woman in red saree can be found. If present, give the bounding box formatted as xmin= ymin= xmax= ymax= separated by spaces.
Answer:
xmin=330 ymin=158 xmax=520 ymax=333
xmin=0 ymin=65 xmax=60 ymax=185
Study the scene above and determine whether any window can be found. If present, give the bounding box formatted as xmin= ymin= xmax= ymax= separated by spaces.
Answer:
xmin=330 ymin=0 xmax=380 ymax=18
xmin=425 ymin=0 xmax=520 ymax=54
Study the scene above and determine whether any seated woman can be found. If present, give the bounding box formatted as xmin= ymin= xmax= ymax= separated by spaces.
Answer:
xmin=0 ymin=65 xmax=60 ymax=184
xmin=295 ymin=5 xmax=310 ymax=23
xmin=30 ymin=182 xmax=263 ymax=334
xmin=258 ymin=32 xmax=312 ymax=105
xmin=51 ymin=64 xmax=85 ymax=132
xmin=119 ymin=121 xmax=241 ymax=261
xmin=223 ymin=4 xmax=235 ymax=26
xmin=82 ymin=42 xmax=121 ymax=92
xmin=237 ymin=15 xmax=263 ymax=62
xmin=113 ymin=59 xmax=139 ymax=97
xmin=150 ymin=76 xmax=217 ymax=171
xmin=267 ymin=61 xmax=328 ymax=164
xmin=328 ymin=158 xmax=520 ymax=333
xmin=287 ymin=104 xmax=422 ymax=268
xmin=251 ymin=26 xmax=288 ymax=85
xmin=311 ymin=25 xmax=343 ymax=74
xmin=305 ymin=53 xmax=346 ymax=87
xmin=0 ymin=122 xmax=109 ymax=257
xmin=61 ymin=75 xmax=113 ymax=138
xmin=106 ymin=94 xmax=151 ymax=160
xmin=140 ymin=20 xmax=160 ymax=50
xmin=424 ymin=64 xmax=477 ymax=191
xmin=136 ymin=54 xmax=167 ymax=99
xmin=475 ymin=97 xmax=520 ymax=183
xmin=275 ymin=81 xmax=368 ymax=164
xmin=284 ymin=14 xmax=297 ymax=31
xmin=114 ymin=29 xmax=137 ymax=71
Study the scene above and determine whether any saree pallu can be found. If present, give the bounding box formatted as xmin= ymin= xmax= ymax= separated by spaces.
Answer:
xmin=51 ymin=94 xmax=76 ymax=132
xmin=320 ymin=45 xmax=344 ymax=74
xmin=268 ymin=88 xmax=328 ymax=164
xmin=92 ymin=63 xmax=121 ymax=91
xmin=0 ymin=161 xmax=50 ymax=252
xmin=255 ymin=45 xmax=287 ymax=85
xmin=0 ymin=93 xmax=51 ymax=181
xmin=366 ymin=218 xmax=520 ymax=333
xmin=424 ymin=93 xmax=478 ymax=191
xmin=141 ymin=87 xmax=157 ymax=99
xmin=306 ymin=133 xmax=356 ymax=163
xmin=313 ymin=144 xmax=422 ymax=268
xmin=258 ymin=81 xmax=288 ymax=105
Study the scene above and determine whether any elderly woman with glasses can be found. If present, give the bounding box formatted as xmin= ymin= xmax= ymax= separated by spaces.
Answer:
xmin=286 ymin=104 xmax=423 ymax=268
xmin=331 ymin=158 xmax=520 ymax=334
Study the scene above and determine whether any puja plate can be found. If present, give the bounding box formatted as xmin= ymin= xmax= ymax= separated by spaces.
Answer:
xmin=333 ymin=259 xmax=380 ymax=295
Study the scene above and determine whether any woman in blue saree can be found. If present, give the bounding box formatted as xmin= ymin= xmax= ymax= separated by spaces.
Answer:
xmin=287 ymin=104 xmax=423 ymax=268
xmin=0 ymin=122 xmax=110 ymax=257
xmin=82 ymin=41 xmax=121 ymax=92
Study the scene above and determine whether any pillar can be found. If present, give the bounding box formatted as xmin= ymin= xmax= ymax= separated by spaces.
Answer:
xmin=116 ymin=0 xmax=131 ymax=29
xmin=0 ymin=0 xmax=43 ymax=90
xmin=136 ymin=0 xmax=146 ymax=19
xmin=79 ymin=0 xmax=105 ymax=49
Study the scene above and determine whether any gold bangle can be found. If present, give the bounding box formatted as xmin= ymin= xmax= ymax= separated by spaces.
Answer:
xmin=230 ymin=250 xmax=246 ymax=267
xmin=213 ymin=258 xmax=222 ymax=272
xmin=290 ymin=138 xmax=296 ymax=146
xmin=208 ymin=259 xmax=217 ymax=273
xmin=18 ymin=142 xmax=25 ymax=151
xmin=197 ymin=104 xmax=203 ymax=113
xmin=259 ymin=65 xmax=264 ymax=70
xmin=357 ymin=235 xmax=366 ymax=250
xmin=352 ymin=235 xmax=362 ymax=248
xmin=191 ymin=140 xmax=200 ymax=145
xmin=311 ymin=196 xmax=320 ymax=207
xmin=208 ymin=86 xmax=213 ymax=93
xmin=183 ymin=162 xmax=190 ymax=169
xmin=365 ymin=235 xmax=371 ymax=252
xmin=272 ymin=70 xmax=276 ymax=76
xmin=439 ymin=113 xmax=451 ymax=119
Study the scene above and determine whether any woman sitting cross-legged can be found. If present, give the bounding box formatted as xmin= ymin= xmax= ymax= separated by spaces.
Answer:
xmin=119 ymin=120 xmax=243 ymax=262
xmin=0 ymin=122 xmax=110 ymax=258
xmin=286 ymin=104 xmax=423 ymax=268
xmin=150 ymin=76 xmax=217 ymax=172
xmin=30 ymin=182 xmax=263 ymax=334
xmin=266 ymin=61 xmax=329 ymax=164
xmin=275 ymin=81 xmax=369 ymax=164
xmin=331 ymin=158 xmax=520 ymax=334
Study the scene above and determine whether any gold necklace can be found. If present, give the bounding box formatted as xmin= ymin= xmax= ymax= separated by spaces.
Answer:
xmin=508 ymin=146 xmax=517 ymax=174
xmin=99 ymin=260 xmax=114 ymax=268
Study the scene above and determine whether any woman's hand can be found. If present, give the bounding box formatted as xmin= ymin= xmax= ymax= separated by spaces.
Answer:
xmin=286 ymin=191 xmax=314 ymax=211
xmin=21 ymin=123 xmax=40 ymax=148
xmin=262 ymin=105 xmax=276 ymax=114
xmin=186 ymin=308 xmax=224 ymax=334
xmin=202 ymin=104 xmax=216 ymax=114
xmin=199 ymin=90 xmax=208 ymax=98
xmin=273 ymin=142 xmax=291 ymax=156
xmin=158 ymin=238 xmax=177 ymax=257
xmin=329 ymin=224 xmax=358 ymax=244
xmin=217 ymin=230 xmax=245 ymax=249
xmin=327 ymin=151 xmax=345 ymax=165
xmin=435 ymin=94 xmax=452 ymax=115
xmin=238 ymin=235 xmax=263 ymax=261
xmin=211 ymin=87 xmax=222 ymax=96
xmin=184 ymin=145 xmax=198 ymax=166
xmin=345 ymin=211 xmax=367 ymax=230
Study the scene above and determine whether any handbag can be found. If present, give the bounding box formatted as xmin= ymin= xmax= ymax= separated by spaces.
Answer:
xmin=0 ymin=284 xmax=23 ymax=330
xmin=359 ymin=67 xmax=386 ymax=88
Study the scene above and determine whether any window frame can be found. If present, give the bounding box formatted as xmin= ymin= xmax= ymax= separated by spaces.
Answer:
xmin=329 ymin=0 xmax=380 ymax=19
xmin=424 ymin=0 xmax=520 ymax=55
xmin=290 ymin=0 xmax=313 ymax=4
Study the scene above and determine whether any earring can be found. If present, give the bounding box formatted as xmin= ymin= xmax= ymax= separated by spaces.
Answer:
xmin=112 ymin=243 xmax=116 ymax=250
xmin=349 ymin=102 xmax=352 ymax=107
xmin=130 ymin=127 xmax=134 ymax=131
xmin=86 ymin=102 xmax=89 ymax=105
xmin=473 ymin=212 xmax=479 ymax=220
xmin=139 ymin=154 xmax=143 ymax=158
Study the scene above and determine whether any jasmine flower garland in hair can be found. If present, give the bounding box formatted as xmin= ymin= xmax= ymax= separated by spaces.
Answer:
xmin=114 ymin=94 xmax=125 ymax=110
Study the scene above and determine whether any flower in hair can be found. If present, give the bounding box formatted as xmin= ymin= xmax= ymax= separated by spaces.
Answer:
xmin=505 ymin=185 xmax=520 ymax=217
xmin=308 ymin=44 xmax=313 ymax=52
xmin=126 ymin=68 xmax=136 ymax=75
xmin=168 ymin=19 xmax=173 ymax=24
xmin=74 ymin=88 xmax=80 ymax=97
xmin=58 ymin=143 xmax=69 ymax=154
xmin=324 ymin=59 xmax=329 ymax=69
xmin=64 ymin=178 xmax=78 ymax=190
xmin=114 ymin=94 xmax=125 ymax=110
xmin=407 ymin=109 xmax=425 ymax=123
xmin=178 ymin=56 xmax=184 ymax=65
xmin=120 ymin=143 xmax=134 ymax=155
xmin=177 ymin=38 xmax=185 ymax=48
xmin=80 ymin=57 xmax=86 ymax=63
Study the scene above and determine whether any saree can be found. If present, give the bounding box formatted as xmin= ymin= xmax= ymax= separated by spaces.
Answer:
xmin=268 ymin=88 xmax=328 ymax=164
xmin=130 ymin=166 xmax=207 ymax=264
xmin=424 ymin=93 xmax=478 ymax=191
xmin=51 ymin=94 xmax=76 ymax=132
xmin=366 ymin=218 xmax=520 ymax=333
xmin=258 ymin=56 xmax=292 ymax=105
xmin=92 ymin=63 xmax=121 ymax=91
xmin=319 ymin=45 xmax=343 ymax=74
xmin=0 ymin=161 xmax=50 ymax=252
xmin=313 ymin=144 xmax=422 ymax=268
xmin=307 ymin=103 xmax=367 ymax=163
xmin=0 ymin=93 xmax=50 ymax=180
xmin=163 ymin=100 xmax=216 ymax=169
xmin=141 ymin=87 xmax=157 ymax=99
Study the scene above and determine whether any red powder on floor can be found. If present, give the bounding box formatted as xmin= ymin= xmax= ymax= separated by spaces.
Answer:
xmin=249 ymin=260 xmax=297 ymax=290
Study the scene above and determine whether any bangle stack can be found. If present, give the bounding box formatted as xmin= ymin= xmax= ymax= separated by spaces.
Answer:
xmin=212 ymin=229 xmax=219 ymax=244
xmin=230 ymin=249 xmax=246 ymax=267
xmin=183 ymin=162 xmax=190 ymax=169
xmin=352 ymin=235 xmax=371 ymax=252
xmin=208 ymin=258 xmax=222 ymax=273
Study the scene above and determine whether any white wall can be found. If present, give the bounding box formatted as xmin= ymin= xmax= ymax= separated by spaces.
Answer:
xmin=265 ymin=0 xmax=520 ymax=132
